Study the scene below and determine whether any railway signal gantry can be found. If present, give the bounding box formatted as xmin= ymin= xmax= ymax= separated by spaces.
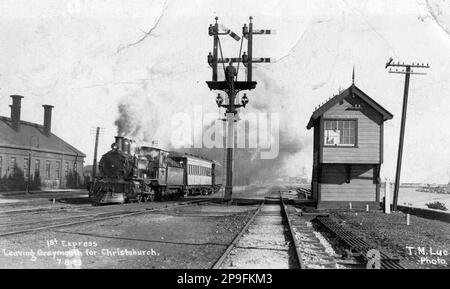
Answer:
xmin=206 ymin=16 xmax=272 ymax=202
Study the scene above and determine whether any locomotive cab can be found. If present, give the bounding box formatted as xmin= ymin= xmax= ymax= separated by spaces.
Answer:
xmin=135 ymin=146 xmax=185 ymax=200
xmin=136 ymin=146 xmax=167 ymax=184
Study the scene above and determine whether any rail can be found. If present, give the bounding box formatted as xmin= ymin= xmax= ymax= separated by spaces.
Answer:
xmin=315 ymin=216 xmax=405 ymax=269
xmin=280 ymin=197 xmax=305 ymax=269
xmin=0 ymin=200 xmax=208 ymax=238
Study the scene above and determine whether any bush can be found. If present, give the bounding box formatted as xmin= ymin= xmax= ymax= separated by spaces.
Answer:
xmin=65 ymin=171 xmax=82 ymax=189
xmin=0 ymin=165 xmax=27 ymax=192
xmin=425 ymin=201 xmax=448 ymax=211
xmin=30 ymin=173 xmax=42 ymax=190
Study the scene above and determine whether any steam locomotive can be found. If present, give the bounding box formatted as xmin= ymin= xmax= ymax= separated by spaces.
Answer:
xmin=89 ymin=136 xmax=220 ymax=204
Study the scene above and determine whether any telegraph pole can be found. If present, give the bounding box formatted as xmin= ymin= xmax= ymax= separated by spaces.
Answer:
xmin=90 ymin=127 xmax=105 ymax=179
xmin=92 ymin=127 xmax=100 ymax=178
xmin=206 ymin=16 xmax=272 ymax=201
xmin=385 ymin=58 xmax=429 ymax=211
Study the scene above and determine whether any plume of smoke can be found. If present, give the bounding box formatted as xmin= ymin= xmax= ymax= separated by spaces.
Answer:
xmin=112 ymin=63 xmax=195 ymax=149
xmin=183 ymin=68 xmax=307 ymax=185
xmin=114 ymin=89 xmax=161 ymax=145
xmin=113 ymin=65 xmax=308 ymax=185
xmin=181 ymin=130 xmax=304 ymax=185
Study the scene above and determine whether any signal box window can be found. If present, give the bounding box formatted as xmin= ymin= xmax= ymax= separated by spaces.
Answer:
xmin=324 ymin=119 xmax=357 ymax=147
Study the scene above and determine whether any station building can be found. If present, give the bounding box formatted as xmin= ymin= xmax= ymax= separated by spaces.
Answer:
xmin=0 ymin=95 xmax=85 ymax=191
xmin=307 ymin=82 xmax=393 ymax=208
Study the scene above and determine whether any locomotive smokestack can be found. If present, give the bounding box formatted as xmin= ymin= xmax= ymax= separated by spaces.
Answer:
xmin=115 ymin=136 xmax=124 ymax=151
xmin=42 ymin=105 xmax=54 ymax=136
xmin=10 ymin=95 xmax=23 ymax=131
xmin=122 ymin=138 xmax=131 ymax=154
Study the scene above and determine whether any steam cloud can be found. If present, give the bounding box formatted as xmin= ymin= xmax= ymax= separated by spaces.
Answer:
xmin=114 ymin=89 xmax=161 ymax=144
xmin=114 ymin=68 xmax=308 ymax=185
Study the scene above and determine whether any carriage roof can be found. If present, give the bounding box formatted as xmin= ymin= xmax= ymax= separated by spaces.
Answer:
xmin=169 ymin=151 xmax=214 ymax=163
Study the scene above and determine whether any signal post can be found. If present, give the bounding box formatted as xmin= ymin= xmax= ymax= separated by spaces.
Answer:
xmin=206 ymin=16 xmax=272 ymax=201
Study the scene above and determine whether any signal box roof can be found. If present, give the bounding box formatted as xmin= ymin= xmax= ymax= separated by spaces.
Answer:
xmin=306 ymin=84 xmax=393 ymax=129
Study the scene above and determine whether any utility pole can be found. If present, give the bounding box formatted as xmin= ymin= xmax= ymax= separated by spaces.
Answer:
xmin=206 ymin=16 xmax=272 ymax=202
xmin=385 ymin=58 xmax=429 ymax=211
xmin=90 ymin=127 xmax=105 ymax=179
xmin=92 ymin=127 xmax=100 ymax=179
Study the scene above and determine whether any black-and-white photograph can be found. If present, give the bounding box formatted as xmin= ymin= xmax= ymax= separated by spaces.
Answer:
xmin=0 ymin=0 xmax=449 ymax=277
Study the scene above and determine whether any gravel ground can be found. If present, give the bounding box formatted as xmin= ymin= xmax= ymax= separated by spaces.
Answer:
xmin=220 ymin=204 xmax=298 ymax=269
xmin=0 ymin=191 xmax=89 ymax=212
xmin=0 ymin=203 xmax=256 ymax=268
xmin=0 ymin=201 xmax=186 ymax=232
xmin=328 ymin=210 xmax=450 ymax=269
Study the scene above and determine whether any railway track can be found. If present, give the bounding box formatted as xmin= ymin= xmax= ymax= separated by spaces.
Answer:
xmin=315 ymin=216 xmax=405 ymax=269
xmin=0 ymin=206 xmax=76 ymax=216
xmin=212 ymin=197 xmax=303 ymax=269
xmin=0 ymin=200 xmax=208 ymax=238
xmin=280 ymin=199 xmax=305 ymax=269
xmin=281 ymin=198 xmax=339 ymax=269
xmin=211 ymin=203 xmax=264 ymax=269
xmin=0 ymin=206 xmax=93 ymax=225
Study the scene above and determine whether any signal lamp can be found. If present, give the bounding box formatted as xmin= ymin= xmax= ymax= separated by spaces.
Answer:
xmin=241 ymin=94 xmax=249 ymax=107
xmin=216 ymin=94 xmax=223 ymax=107
xmin=242 ymin=24 xmax=248 ymax=35
xmin=242 ymin=52 xmax=248 ymax=63
xmin=207 ymin=52 xmax=213 ymax=64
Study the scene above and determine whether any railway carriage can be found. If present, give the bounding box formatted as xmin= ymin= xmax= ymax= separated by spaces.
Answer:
xmin=171 ymin=152 xmax=216 ymax=196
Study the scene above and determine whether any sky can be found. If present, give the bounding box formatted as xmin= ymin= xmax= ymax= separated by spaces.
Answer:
xmin=1 ymin=0 xmax=450 ymax=183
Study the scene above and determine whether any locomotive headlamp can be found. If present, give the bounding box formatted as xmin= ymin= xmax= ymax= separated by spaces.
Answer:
xmin=111 ymin=143 xmax=119 ymax=150
xmin=241 ymin=94 xmax=249 ymax=107
xmin=216 ymin=94 xmax=223 ymax=107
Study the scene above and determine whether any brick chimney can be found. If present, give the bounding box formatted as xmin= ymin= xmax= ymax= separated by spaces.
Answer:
xmin=42 ymin=105 xmax=54 ymax=136
xmin=10 ymin=95 xmax=24 ymax=131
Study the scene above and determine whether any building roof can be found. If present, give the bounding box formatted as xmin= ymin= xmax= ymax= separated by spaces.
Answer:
xmin=306 ymin=84 xmax=393 ymax=129
xmin=0 ymin=116 xmax=86 ymax=157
